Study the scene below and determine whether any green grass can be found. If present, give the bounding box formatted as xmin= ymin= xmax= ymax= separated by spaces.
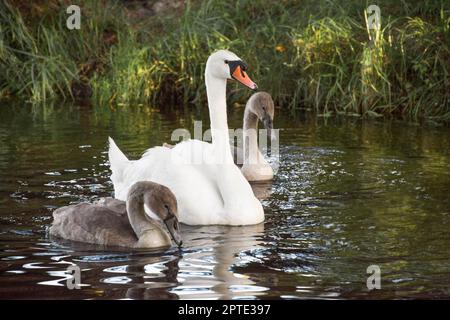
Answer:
xmin=1 ymin=0 xmax=449 ymax=123
xmin=0 ymin=0 xmax=126 ymax=102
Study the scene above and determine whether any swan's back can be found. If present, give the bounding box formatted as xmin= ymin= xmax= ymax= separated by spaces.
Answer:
xmin=49 ymin=199 xmax=138 ymax=247
xmin=93 ymin=197 xmax=126 ymax=214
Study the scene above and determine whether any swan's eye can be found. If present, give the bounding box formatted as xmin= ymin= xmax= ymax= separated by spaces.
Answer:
xmin=224 ymin=60 xmax=229 ymax=64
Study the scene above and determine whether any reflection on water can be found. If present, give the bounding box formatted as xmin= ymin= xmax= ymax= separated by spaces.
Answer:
xmin=0 ymin=103 xmax=449 ymax=299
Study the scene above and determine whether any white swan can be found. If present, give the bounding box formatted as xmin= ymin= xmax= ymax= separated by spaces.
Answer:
xmin=109 ymin=50 xmax=264 ymax=226
xmin=49 ymin=181 xmax=182 ymax=248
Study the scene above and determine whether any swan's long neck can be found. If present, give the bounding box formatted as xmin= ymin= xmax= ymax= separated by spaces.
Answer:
xmin=205 ymin=72 xmax=233 ymax=164
xmin=202 ymin=55 xmax=262 ymax=222
xmin=243 ymin=99 xmax=259 ymax=165
xmin=126 ymin=194 xmax=155 ymax=240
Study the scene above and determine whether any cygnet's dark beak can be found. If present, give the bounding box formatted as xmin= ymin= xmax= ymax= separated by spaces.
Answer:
xmin=163 ymin=214 xmax=183 ymax=247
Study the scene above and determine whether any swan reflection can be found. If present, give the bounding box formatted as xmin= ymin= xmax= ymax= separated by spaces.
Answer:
xmin=173 ymin=223 xmax=266 ymax=299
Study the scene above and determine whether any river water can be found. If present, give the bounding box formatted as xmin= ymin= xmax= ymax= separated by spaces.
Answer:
xmin=0 ymin=102 xmax=449 ymax=299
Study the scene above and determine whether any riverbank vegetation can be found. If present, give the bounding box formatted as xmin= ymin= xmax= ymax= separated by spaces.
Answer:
xmin=1 ymin=0 xmax=449 ymax=123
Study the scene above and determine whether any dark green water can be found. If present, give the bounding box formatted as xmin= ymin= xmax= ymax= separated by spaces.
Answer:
xmin=0 ymin=102 xmax=449 ymax=299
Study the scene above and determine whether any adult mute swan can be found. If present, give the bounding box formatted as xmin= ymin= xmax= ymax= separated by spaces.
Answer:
xmin=49 ymin=181 xmax=182 ymax=248
xmin=109 ymin=50 xmax=264 ymax=226
xmin=164 ymin=91 xmax=276 ymax=182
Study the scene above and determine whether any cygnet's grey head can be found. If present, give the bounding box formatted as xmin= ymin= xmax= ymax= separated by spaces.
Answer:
xmin=128 ymin=181 xmax=182 ymax=247
xmin=248 ymin=91 xmax=275 ymax=140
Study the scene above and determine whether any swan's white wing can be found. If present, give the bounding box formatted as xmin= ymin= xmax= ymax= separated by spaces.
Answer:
xmin=110 ymin=140 xmax=227 ymax=225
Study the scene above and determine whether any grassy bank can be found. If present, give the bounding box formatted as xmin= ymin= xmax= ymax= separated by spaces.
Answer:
xmin=1 ymin=0 xmax=449 ymax=123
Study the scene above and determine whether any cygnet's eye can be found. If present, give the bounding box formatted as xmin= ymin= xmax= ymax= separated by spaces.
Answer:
xmin=173 ymin=222 xmax=178 ymax=230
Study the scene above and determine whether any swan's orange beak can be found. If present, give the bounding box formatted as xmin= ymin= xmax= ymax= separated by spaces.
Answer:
xmin=232 ymin=66 xmax=258 ymax=90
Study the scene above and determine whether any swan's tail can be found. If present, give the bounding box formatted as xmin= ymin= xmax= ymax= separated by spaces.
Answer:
xmin=108 ymin=137 xmax=129 ymax=188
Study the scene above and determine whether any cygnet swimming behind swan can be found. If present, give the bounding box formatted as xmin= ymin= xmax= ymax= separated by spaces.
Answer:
xmin=49 ymin=181 xmax=182 ymax=248
xmin=235 ymin=91 xmax=275 ymax=181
